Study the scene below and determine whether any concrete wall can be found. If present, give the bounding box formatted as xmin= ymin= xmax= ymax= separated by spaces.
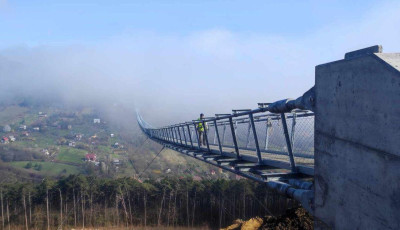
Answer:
xmin=314 ymin=48 xmax=400 ymax=230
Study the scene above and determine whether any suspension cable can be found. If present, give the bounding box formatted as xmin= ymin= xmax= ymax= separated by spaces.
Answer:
xmin=138 ymin=145 xmax=165 ymax=178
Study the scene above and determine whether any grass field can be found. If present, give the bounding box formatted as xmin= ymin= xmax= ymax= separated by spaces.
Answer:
xmin=56 ymin=146 xmax=87 ymax=163
xmin=14 ymin=132 xmax=59 ymax=149
xmin=10 ymin=161 xmax=81 ymax=176
xmin=30 ymin=133 xmax=58 ymax=147
xmin=0 ymin=105 xmax=29 ymax=126
xmin=21 ymin=113 xmax=38 ymax=126
xmin=72 ymin=123 xmax=104 ymax=137
xmin=97 ymin=145 xmax=113 ymax=154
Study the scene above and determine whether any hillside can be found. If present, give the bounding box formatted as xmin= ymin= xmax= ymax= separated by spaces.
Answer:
xmin=0 ymin=102 xmax=231 ymax=183
xmin=0 ymin=102 xmax=307 ymax=229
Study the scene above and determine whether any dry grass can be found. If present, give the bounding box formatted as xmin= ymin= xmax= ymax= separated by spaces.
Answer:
xmin=70 ymin=227 xmax=210 ymax=230
xmin=221 ymin=217 xmax=263 ymax=230
xmin=7 ymin=226 xmax=210 ymax=230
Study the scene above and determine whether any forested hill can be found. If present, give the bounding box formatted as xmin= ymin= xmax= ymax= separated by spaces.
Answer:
xmin=0 ymin=175 xmax=298 ymax=229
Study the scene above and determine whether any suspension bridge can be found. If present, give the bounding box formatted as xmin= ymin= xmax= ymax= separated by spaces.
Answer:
xmin=137 ymin=46 xmax=400 ymax=229
xmin=137 ymin=87 xmax=315 ymax=212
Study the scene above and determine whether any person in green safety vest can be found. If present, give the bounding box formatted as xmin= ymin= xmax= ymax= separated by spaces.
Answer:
xmin=197 ymin=113 xmax=208 ymax=146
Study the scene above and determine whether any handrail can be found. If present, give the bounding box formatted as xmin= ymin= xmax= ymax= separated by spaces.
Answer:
xmin=136 ymin=86 xmax=316 ymax=214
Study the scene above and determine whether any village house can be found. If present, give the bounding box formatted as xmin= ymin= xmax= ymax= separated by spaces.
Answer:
xmin=75 ymin=134 xmax=83 ymax=141
xmin=113 ymin=159 xmax=120 ymax=165
xmin=85 ymin=153 xmax=97 ymax=162
xmin=8 ymin=136 xmax=16 ymax=142
xmin=235 ymin=175 xmax=243 ymax=180
xmin=19 ymin=125 xmax=26 ymax=130
xmin=93 ymin=119 xmax=101 ymax=124
xmin=1 ymin=137 xmax=9 ymax=144
xmin=42 ymin=149 xmax=50 ymax=155
xmin=68 ymin=141 xmax=76 ymax=147
xmin=38 ymin=112 xmax=47 ymax=117
xmin=133 ymin=176 xmax=143 ymax=183
xmin=89 ymin=135 xmax=97 ymax=145
xmin=3 ymin=125 xmax=11 ymax=132
xmin=33 ymin=127 xmax=40 ymax=131
xmin=21 ymin=131 xmax=29 ymax=137
xmin=110 ymin=133 xmax=114 ymax=138
xmin=113 ymin=149 xmax=125 ymax=155
xmin=193 ymin=175 xmax=202 ymax=181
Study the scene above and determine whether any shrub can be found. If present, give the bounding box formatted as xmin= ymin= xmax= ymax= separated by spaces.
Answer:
xmin=25 ymin=162 xmax=32 ymax=169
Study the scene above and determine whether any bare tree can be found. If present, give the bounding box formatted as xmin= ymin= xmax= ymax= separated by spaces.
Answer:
xmin=115 ymin=194 xmax=119 ymax=227
xmin=7 ymin=199 xmax=10 ymax=230
xmin=192 ymin=190 xmax=196 ymax=228
xmin=23 ymin=194 xmax=28 ymax=230
xmin=157 ymin=188 xmax=166 ymax=226
xmin=143 ymin=192 xmax=147 ymax=228
xmin=90 ymin=191 xmax=93 ymax=226
xmin=81 ymin=190 xmax=85 ymax=229
xmin=59 ymin=189 xmax=63 ymax=230
xmin=172 ymin=189 xmax=177 ymax=227
xmin=186 ymin=188 xmax=189 ymax=228
xmin=73 ymin=188 xmax=76 ymax=227
xmin=125 ymin=186 xmax=133 ymax=226
xmin=167 ymin=190 xmax=173 ymax=227
xmin=104 ymin=198 xmax=107 ymax=227
xmin=1 ymin=188 xmax=4 ymax=230
xmin=65 ymin=196 xmax=68 ymax=227
xmin=219 ymin=193 xmax=223 ymax=229
xmin=28 ymin=191 xmax=32 ymax=225
xmin=46 ymin=188 xmax=50 ymax=230
xmin=119 ymin=188 xmax=129 ymax=227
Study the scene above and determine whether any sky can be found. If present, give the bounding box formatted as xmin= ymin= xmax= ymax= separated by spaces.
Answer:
xmin=1 ymin=0 xmax=400 ymax=125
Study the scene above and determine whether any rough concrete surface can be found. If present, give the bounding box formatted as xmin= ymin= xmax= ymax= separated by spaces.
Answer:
xmin=314 ymin=51 xmax=400 ymax=229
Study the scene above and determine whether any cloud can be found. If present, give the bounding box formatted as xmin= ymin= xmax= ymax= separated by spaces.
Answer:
xmin=0 ymin=1 xmax=400 ymax=126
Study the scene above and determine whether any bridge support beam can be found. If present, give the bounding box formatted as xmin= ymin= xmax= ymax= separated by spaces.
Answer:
xmin=314 ymin=46 xmax=400 ymax=229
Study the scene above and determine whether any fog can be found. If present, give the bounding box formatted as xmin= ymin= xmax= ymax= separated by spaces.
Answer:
xmin=1 ymin=1 xmax=400 ymax=126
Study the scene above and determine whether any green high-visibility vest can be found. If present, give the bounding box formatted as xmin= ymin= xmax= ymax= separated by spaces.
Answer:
xmin=197 ymin=118 xmax=204 ymax=132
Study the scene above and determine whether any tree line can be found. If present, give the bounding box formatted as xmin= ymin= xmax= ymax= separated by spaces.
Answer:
xmin=0 ymin=175 xmax=298 ymax=229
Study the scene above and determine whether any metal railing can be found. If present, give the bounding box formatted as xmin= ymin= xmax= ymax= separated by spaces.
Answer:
xmin=137 ymin=87 xmax=316 ymax=175
xmin=139 ymin=109 xmax=314 ymax=171
xmin=137 ymin=87 xmax=316 ymax=213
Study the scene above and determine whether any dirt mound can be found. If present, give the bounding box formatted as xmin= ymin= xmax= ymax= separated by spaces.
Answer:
xmin=261 ymin=208 xmax=313 ymax=230
xmin=222 ymin=208 xmax=313 ymax=230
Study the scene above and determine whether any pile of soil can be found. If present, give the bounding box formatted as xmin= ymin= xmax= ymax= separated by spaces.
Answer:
xmin=222 ymin=208 xmax=313 ymax=230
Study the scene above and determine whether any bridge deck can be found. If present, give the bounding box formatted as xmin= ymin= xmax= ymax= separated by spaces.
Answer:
xmin=210 ymin=145 xmax=314 ymax=167
xmin=167 ymin=137 xmax=314 ymax=175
